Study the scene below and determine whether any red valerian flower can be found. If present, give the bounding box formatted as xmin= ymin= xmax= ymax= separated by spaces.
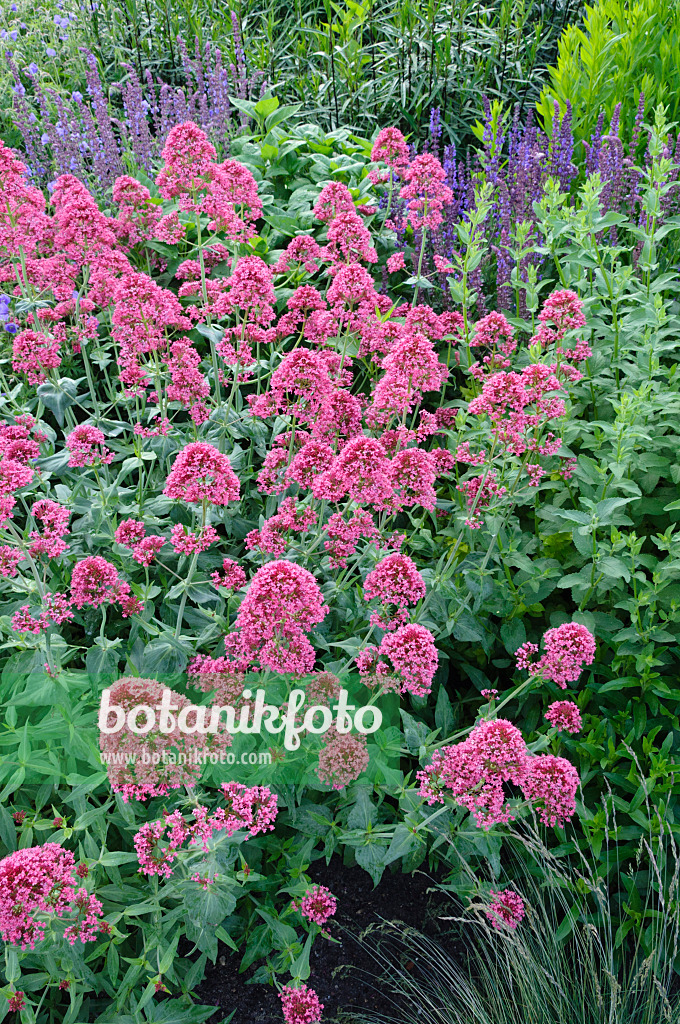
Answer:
xmin=164 ymin=442 xmax=240 ymax=505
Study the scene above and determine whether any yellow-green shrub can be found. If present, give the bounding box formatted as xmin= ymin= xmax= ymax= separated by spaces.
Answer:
xmin=537 ymin=0 xmax=680 ymax=142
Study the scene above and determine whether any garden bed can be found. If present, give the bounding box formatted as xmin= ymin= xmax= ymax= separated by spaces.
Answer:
xmin=197 ymin=858 xmax=451 ymax=1022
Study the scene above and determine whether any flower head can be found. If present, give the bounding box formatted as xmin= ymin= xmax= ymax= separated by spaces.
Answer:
xmin=516 ymin=623 xmax=596 ymax=688
xmin=65 ymin=425 xmax=113 ymax=468
xmin=0 ymin=844 xmax=102 ymax=948
xmin=371 ymin=126 xmax=409 ymax=169
xmin=486 ymin=889 xmax=525 ymax=930
xmin=293 ymin=883 xmax=337 ymax=926
xmin=280 ymin=984 xmax=324 ymax=1024
xmin=545 ymin=700 xmax=582 ymax=733
xmin=225 ymin=560 xmax=328 ymax=675
xmin=164 ymin=442 xmax=240 ymax=505
xmin=12 ymin=329 xmax=60 ymax=384
xmin=317 ymin=729 xmax=369 ymax=789
xmin=520 ymin=754 xmax=579 ymax=827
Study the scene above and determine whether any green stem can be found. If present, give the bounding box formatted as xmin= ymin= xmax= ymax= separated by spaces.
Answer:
xmin=174 ymin=549 xmax=200 ymax=639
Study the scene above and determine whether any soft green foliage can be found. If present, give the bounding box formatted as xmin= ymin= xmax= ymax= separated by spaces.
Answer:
xmin=537 ymin=0 xmax=680 ymax=142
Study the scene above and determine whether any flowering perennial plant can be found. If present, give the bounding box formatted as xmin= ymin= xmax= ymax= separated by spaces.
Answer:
xmin=0 ymin=109 xmax=612 ymax=1024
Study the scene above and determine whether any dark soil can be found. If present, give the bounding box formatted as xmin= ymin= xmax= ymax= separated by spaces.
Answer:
xmin=196 ymin=856 xmax=455 ymax=1023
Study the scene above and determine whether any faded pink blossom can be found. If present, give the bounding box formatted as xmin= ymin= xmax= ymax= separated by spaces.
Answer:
xmin=317 ymin=729 xmax=369 ymax=789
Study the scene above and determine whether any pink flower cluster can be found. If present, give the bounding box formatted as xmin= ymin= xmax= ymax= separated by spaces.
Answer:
xmin=399 ymin=153 xmax=453 ymax=230
xmin=28 ymin=499 xmax=70 ymax=558
xmin=70 ymin=556 xmax=143 ymax=617
xmin=470 ymin=312 xmax=517 ymax=375
xmin=534 ymin=289 xmax=590 ymax=361
xmin=458 ymin=469 xmax=506 ymax=529
xmin=417 ymin=717 xmax=579 ymax=828
xmin=0 ymin=455 xmax=34 ymax=525
xmin=486 ymin=888 xmax=525 ymax=930
xmin=357 ymin=622 xmax=439 ymax=697
xmin=292 ymin=884 xmax=337 ymax=926
xmin=515 ymin=622 xmax=596 ymax=687
xmin=134 ymin=782 xmax=278 ymax=877
xmin=0 ymin=843 xmax=102 ymax=949
xmin=246 ymin=497 xmax=317 ymax=556
xmin=224 ymin=559 xmax=328 ymax=675
xmin=156 ymin=123 xmax=261 ymax=242
xmin=0 ymin=544 xmax=24 ymax=576
xmin=370 ymin=126 xmax=409 ymax=170
xmin=211 ymin=557 xmax=247 ymax=591
xmin=453 ymin=290 xmax=591 ymax=506
xmin=11 ymin=591 xmax=74 ymax=635
xmin=65 ymin=424 xmax=113 ymax=467
xmin=12 ymin=328 xmax=61 ymax=384
xmin=545 ymin=700 xmax=582 ymax=733
xmin=280 ymin=984 xmax=324 ymax=1024
xmin=115 ymin=519 xmax=165 ymax=566
xmin=363 ymin=553 xmax=426 ymax=629
xmin=170 ymin=523 xmax=219 ymax=555
xmin=164 ymin=442 xmax=240 ymax=506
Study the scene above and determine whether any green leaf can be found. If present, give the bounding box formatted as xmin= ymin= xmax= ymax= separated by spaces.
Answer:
xmin=500 ymin=619 xmax=526 ymax=654
xmin=400 ymin=709 xmax=428 ymax=754
xmin=137 ymin=635 xmax=189 ymax=677
xmin=159 ymin=932 xmax=181 ymax=974
xmin=194 ymin=323 xmax=225 ymax=346
xmin=257 ymin=909 xmax=299 ymax=949
xmin=184 ymin=885 xmax=237 ymax=926
xmin=0 ymin=767 xmax=25 ymax=801
xmin=239 ymin=922 xmax=272 ymax=971
xmin=347 ymin=789 xmax=376 ymax=829
xmin=355 ymin=841 xmax=387 ymax=886
xmin=289 ymin=933 xmax=312 ymax=982
xmin=36 ymin=378 xmax=78 ymax=426
xmin=99 ymin=851 xmax=139 ymax=866
xmin=0 ymin=803 xmax=17 ymax=853
xmin=86 ymin=644 xmax=120 ymax=684
xmin=451 ymin=610 xmax=485 ymax=643
xmin=228 ymin=96 xmax=257 ymax=119
xmin=383 ymin=823 xmax=423 ymax=866
xmin=435 ymin=684 xmax=455 ymax=736
xmin=254 ymin=95 xmax=280 ymax=119
xmin=106 ymin=942 xmax=119 ymax=985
